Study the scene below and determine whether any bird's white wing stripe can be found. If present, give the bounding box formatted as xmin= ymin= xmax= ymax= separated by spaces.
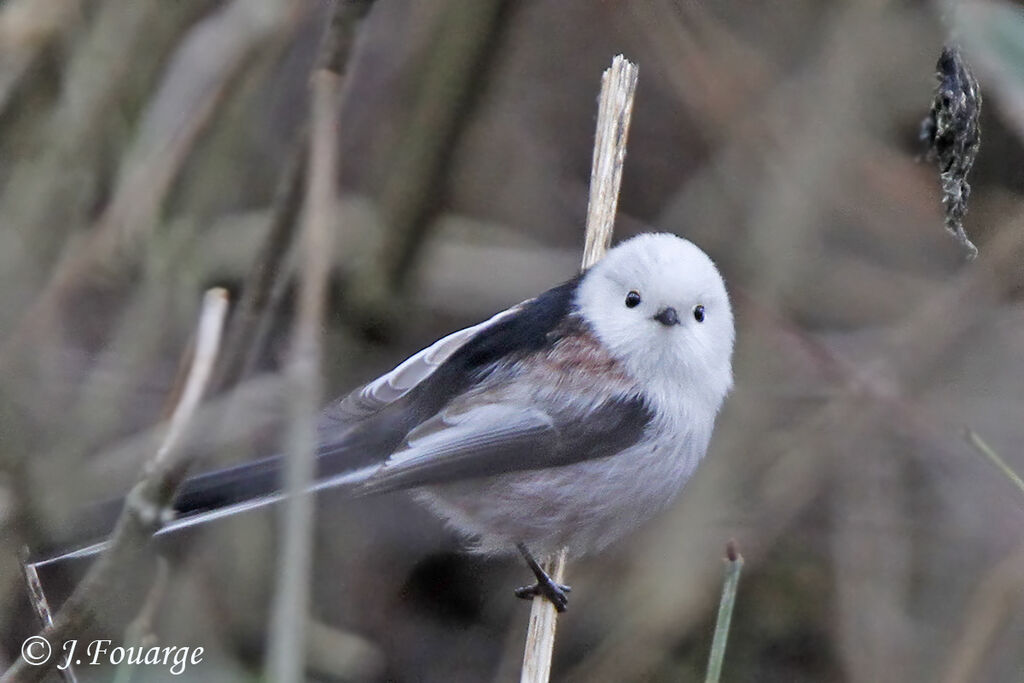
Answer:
xmin=383 ymin=404 xmax=554 ymax=471
xmin=333 ymin=301 xmax=530 ymax=418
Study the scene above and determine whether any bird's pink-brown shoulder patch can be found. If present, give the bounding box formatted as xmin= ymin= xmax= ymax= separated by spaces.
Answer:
xmin=538 ymin=318 xmax=636 ymax=391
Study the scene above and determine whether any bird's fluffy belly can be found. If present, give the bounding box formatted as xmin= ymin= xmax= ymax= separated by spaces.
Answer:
xmin=415 ymin=431 xmax=703 ymax=559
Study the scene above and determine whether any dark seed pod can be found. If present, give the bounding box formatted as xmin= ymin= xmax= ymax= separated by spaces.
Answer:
xmin=921 ymin=45 xmax=982 ymax=260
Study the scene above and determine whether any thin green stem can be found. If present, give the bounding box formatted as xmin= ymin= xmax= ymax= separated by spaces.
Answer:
xmin=705 ymin=540 xmax=744 ymax=683
xmin=964 ymin=429 xmax=1024 ymax=498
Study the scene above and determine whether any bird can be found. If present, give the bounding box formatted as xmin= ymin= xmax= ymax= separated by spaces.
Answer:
xmin=43 ymin=232 xmax=735 ymax=613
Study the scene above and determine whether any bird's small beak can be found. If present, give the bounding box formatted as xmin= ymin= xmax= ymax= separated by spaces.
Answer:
xmin=653 ymin=307 xmax=680 ymax=327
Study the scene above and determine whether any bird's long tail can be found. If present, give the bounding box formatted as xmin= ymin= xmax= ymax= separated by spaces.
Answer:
xmin=31 ymin=443 xmax=381 ymax=568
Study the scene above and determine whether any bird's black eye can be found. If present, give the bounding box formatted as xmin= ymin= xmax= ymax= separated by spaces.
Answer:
xmin=693 ymin=304 xmax=705 ymax=323
xmin=625 ymin=291 xmax=642 ymax=308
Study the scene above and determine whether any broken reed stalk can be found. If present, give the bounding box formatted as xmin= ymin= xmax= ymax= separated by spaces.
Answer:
xmin=519 ymin=54 xmax=638 ymax=683
xmin=19 ymin=557 xmax=77 ymax=683
xmin=704 ymin=540 xmax=744 ymax=683
xmin=20 ymin=556 xmax=56 ymax=631
xmin=581 ymin=55 xmax=639 ymax=271
xmin=266 ymin=62 xmax=345 ymax=683
xmin=2 ymin=289 xmax=229 ymax=683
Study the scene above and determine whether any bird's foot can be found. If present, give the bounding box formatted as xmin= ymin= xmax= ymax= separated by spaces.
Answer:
xmin=514 ymin=578 xmax=571 ymax=612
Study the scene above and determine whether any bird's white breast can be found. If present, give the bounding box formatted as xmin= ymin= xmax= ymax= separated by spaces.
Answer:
xmin=416 ymin=408 xmax=711 ymax=559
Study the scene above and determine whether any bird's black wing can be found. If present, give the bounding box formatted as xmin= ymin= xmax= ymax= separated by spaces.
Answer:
xmin=33 ymin=277 xmax=603 ymax=564
xmin=174 ymin=276 xmax=586 ymax=515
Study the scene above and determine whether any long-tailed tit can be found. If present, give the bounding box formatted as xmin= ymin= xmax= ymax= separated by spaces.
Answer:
xmin=41 ymin=233 xmax=735 ymax=612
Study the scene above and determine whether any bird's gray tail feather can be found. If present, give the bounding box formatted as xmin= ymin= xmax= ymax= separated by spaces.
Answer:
xmin=31 ymin=441 xmax=379 ymax=568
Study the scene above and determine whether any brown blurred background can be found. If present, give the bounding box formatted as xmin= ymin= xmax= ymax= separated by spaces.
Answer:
xmin=1 ymin=0 xmax=1023 ymax=680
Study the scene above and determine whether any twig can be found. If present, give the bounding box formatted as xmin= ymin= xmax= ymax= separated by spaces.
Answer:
xmin=210 ymin=135 xmax=308 ymax=393
xmin=2 ymin=288 xmax=229 ymax=683
xmin=963 ymin=429 xmax=1024 ymax=499
xmin=265 ymin=7 xmax=349 ymax=678
xmin=520 ymin=54 xmax=638 ymax=683
xmin=704 ymin=540 xmax=744 ymax=683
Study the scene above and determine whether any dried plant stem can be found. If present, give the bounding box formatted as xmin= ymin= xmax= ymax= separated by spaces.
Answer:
xmin=520 ymin=54 xmax=638 ymax=683
xmin=2 ymin=289 xmax=229 ymax=683
xmin=520 ymin=547 xmax=568 ymax=683
xmin=705 ymin=541 xmax=744 ymax=683
xmin=266 ymin=44 xmax=345 ymax=683
xmin=582 ymin=55 xmax=639 ymax=270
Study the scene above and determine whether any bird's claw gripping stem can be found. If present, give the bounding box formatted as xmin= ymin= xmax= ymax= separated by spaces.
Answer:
xmin=514 ymin=579 xmax=571 ymax=612
xmin=515 ymin=543 xmax=572 ymax=612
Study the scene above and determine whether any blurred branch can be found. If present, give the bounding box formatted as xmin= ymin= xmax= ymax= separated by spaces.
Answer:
xmin=212 ymin=0 xmax=376 ymax=393
xmin=34 ymin=372 xmax=290 ymax=534
xmin=940 ymin=545 xmax=1024 ymax=683
xmin=521 ymin=54 xmax=637 ymax=683
xmin=111 ymin=557 xmax=170 ymax=683
xmin=0 ymin=0 xmax=82 ymax=115
xmin=2 ymin=289 xmax=228 ymax=683
xmin=267 ymin=2 xmax=359 ymax=677
xmin=350 ymin=0 xmax=513 ymax=328
xmin=210 ymin=134 xmax=308 ymax=392
xmin=0 ymin=0 xmax=202 ymax=279
xmin=194 ymin=204 xmax=582 ymax=317
xmin=830 ymin=432 xmax=914 ymax=681
xmin=306 ymin=618 xmax=385 ymax=682
xmin=0 ymin=0 xmax=297 ymax=374
xmin=882 ymin=219 xmax=1024 ymax=394
xmin=704 ymin=540 xmax=744 ymax=683
xmin=315 ymin=0 xmax=377 ymax=74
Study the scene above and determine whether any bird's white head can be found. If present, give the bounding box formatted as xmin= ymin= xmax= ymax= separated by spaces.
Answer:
xmin=575 ymin=233 xmax=735 ymax=414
